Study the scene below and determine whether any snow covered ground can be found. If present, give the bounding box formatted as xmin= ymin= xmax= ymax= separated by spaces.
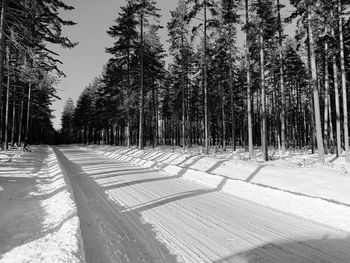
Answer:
xmin=2 ymin=145 xmax=350 ymax=262
xmin=84 ymin=144 xmax=350 ymax=232
xmin=57 ymin=146 xmax=350 ymax=263
xmin=0 ymin=146 xmax=85 ymax=263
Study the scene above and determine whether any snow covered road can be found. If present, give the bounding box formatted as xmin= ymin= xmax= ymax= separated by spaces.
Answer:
xmin=55 ymin=146 xmax=350 ymax=263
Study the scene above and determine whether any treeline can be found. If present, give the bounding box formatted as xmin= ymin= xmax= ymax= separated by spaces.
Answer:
xmin=61 ymin=0 xmax=350 ymax=163
xmin=0 ymin=0 xmax=76 ymax=148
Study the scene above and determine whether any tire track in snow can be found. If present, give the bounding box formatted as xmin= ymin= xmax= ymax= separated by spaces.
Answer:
xmin=54 ymin=147 xmax=179 ymax=263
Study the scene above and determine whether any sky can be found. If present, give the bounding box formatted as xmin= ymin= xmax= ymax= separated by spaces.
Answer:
xmin=51 ymin=0 xmax=294 ymax=130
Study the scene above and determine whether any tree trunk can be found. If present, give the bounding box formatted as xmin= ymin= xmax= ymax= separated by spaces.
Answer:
xmin=245 ymin=0 xmax=253 ymax=158
xmin=152 ymin=79 xmax=157 ymax=148
xmin=229 ymin=56 xmax=235 ymax=151
xmin=11 ymin=85 xmax=15 ymax=146
xmin=203 ymin=0 xmax=209 ymax=154
xmin=323 ymin=29 xmax=330 ymax=155
xmin=260 ymin=26 xmax=268 ymax=161
xmin=25 ymin=82 xmax=32 ymax=146
xmin=328 ymin=93 xmax=335 ymax=153
xmin=181 ymin=33 xmax=186 ymax=151
xmin=18 ymin=93 xmax=24 ymax=146
xmin=332 ymin=27 xmax=341 ymax=157
xmin=127 ymin=48 xmax=131 ymax=148
xmin=339 ymin=0 xmax=349 ymax=162
xmin=138 ymin=10 xmax=144 ymax=150
xmin=277 ymin=0 xmax=286 ymax=155
xmin=221 ymin=81 xmax=226 ymax=151
xmin=4 ymin=46 xmax=9 ymax=149
xmin=0 ymin=0 xmax=8 ymax=141
xmin=307 ymin=3 xmax=325 ymax=163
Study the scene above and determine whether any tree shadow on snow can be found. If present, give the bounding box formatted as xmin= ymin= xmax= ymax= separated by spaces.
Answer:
xmin=129 ymin=176 xmax=228 ymax=213
xmin=0 ymin=148 xmax=74 ymax=259
xmin=213 ymin=235 xmax=350 ymax=263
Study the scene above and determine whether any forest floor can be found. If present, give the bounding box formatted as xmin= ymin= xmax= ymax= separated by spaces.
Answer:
xmin=0 ymin=146 xmax=85 ymax=263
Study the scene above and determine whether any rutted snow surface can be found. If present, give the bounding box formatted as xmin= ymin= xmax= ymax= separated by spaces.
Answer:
xmin=56 ymin=146 xmax=350 ymax=263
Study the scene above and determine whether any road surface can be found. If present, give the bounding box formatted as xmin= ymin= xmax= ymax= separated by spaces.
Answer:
xmin=54 ymin=146 xmax=350 ymax=263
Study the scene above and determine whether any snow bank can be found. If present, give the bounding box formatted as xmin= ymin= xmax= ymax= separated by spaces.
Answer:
xmin=84 ymin=145 xmax=350 ymax=232
xmin=0 ymin=147 xmax=85 ymax=263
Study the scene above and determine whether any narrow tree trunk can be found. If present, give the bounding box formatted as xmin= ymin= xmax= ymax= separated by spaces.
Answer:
xmin=307 ymin=3 xmax=325 ymax=163
xmin=138 ymin=10 xmax=144 ymax=150
xmin=323 ymin=29 xmax=330 ymax=154
xmin=0 ymin=0 xmax=8 ymax=141
xmin=229 ymin=57 xmax=235 ymax=151
xmin=127 ymin=49 xmax=131 ymax=148
xmin=4 ymin=46 xmax=10 ymax=149
xmin=260 ymin=26 xmax=268 ymax=161
xmin=332 ymin=27 xmax=341 ymax=157
xmin=181 ymin=34 xmax=186 ymax=151
xmin=306 ymin=25 xmax=315 ymax=153
xmin=152 ymin=79 xmax=157 ymax=148
xmin=203 ymin=0 xmax=209 ymax=154
xmin=246 ymin=0 xmax=253 ymax=158
xmin=11 ymin=85 xmax=15 ymax=146
xmin=328 ymin=94 xmax=335 ymax=153
xmin=277 ymin=0 xmax=286 ymax=155
xmin=25 ymin=82 xmax=32 ymax=145
xmin=339 ymin=0 xmax=349 ymax=162
xmin=221 ymin=81 xmax=226 ymax=151
xmin=18 ymin=93 xmax=24 ymax=146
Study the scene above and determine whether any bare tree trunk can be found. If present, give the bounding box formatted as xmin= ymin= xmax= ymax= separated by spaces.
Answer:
xmin=18 ymin=93 xmax=24 ymax=146
xmin=229 ymin=57 xmax=235 ymax=151
xmin=181 ymin=33 xmax=186 ymax=152
xmin=4 ymin=46 xmax=9 ymax=149
xmin=260 ymin=25 xmax=268 ymax=161
xmin=332 ymin=27 xmax=341 ymax=157
xmin=277 ymin=0 xmax=286 ymax=155
xmin=203 ymin=0 xmax=209 ymax=154
xmin=127 ymin=49 xmax=131 ymax=148
xmin=307 ymin=3 xmax=325 ymax=163
xmin=152 ymin=79 xmax=157 ymax=148
xmin=221 ymin=81 xmax=226 ymax=151
xmin=0 ymin=0 xmax=8 ymax=142
xmin=11 ymin=85 xmax=15 ymax=146
xmin=339 ymin=0 xmax=349 ymax=162
xmin=323 ymin=28 xmax=330 ymax=154
xmin=138 ymin=10 xmax=144 ymax=150
xmin=246 ymin=0 xmax=253 ymax=158
xmin=25 ymin=82 xmax=32 ymax=146
xmin=328 ymin=93 xmax=335 ymax=153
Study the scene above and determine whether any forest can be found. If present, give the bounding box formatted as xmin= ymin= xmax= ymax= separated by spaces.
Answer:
xmin=0 ymin=0 xmax=76 ymax=147
xmin=1 ymin=0 xmax=350 ymax=164
xmin=60 ymin=0 xmax=350 ymax=164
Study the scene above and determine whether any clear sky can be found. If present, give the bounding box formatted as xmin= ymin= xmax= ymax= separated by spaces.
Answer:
xmin=51 ymin=0 xmax=294 ymax=130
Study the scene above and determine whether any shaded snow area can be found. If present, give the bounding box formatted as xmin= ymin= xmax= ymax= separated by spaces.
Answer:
xmin=84 ymin=145 xmax=350 ymax=232
xmin=59 ymin=146 xmax=350 ymax=263
xmin=0 ymin=146 xmax=85 ymax=263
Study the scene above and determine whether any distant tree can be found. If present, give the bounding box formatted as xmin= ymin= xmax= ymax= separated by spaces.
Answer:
xmin=61 ymin=98 xmax=75 ymax=143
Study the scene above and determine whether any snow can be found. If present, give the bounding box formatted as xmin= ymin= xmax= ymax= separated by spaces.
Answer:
xmin=84 ymin=145 xmax=350 ymax=232
xmin=3 ymin=144 xmax=349 ymax=262
xmin=59 ymin=146 xmax=350 ymax=263
xmin=0 ymin=146 xmax=85 ymax=263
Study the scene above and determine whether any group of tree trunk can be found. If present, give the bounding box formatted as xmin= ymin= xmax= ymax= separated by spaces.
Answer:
xmin=61 ymin=0 xmax=350 ymax=163
xmin=0 ymin=0 xmax=76 ymax=149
